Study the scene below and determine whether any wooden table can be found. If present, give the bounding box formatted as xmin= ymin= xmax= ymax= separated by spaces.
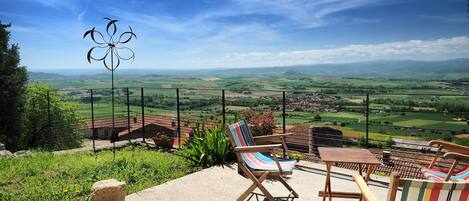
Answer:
xmin=318 ymin=147 xmax=381 ymax=201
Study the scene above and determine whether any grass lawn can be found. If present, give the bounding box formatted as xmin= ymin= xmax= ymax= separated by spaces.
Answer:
xmin=0 ymin=146 xmax=198 ymax=201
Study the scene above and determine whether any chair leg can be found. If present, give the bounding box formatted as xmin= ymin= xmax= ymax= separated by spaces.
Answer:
xmin=238 ymin=165 xmax=274 ymax=201
xmin=238 ymin=172 xmax=269 ymax=201
xmin=277 ymin=175 xmax=299 ymax=198
xmin=253 ymin=174 xmax=275 ymax=201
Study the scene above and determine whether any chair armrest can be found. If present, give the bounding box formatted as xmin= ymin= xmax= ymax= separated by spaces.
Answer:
xmin=253 ymin=133 xmax=291 ymax=142
xmin=443 ymin=152 xmax=469 ymax=163
xmin=352 ymin=175 xmax=378 ymax=201
xmin=429 ymin=140 xmax=469 ymax=154
xmin=234 ymin=144 xmax=283 ymax=153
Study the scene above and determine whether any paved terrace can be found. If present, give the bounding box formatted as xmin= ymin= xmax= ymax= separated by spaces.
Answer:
xmin=126 ymin=161 xmax=399 ymax=201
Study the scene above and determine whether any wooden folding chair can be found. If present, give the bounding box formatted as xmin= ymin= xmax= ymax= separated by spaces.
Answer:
xmin=226 ymin=120 xmax=299 ymax=201
xmin=353 ymin=172 xmax=469 ymax=201
xmin=238 ymin=119 xmax=291 ymax=157
xmin=420 ymin=140 xmax=469 ymax=181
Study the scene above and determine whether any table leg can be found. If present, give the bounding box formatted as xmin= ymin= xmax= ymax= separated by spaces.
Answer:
xmin=365 ymin=164 xmax=376 ymax=183
xmin=327 ymin=163 xmax=332 ymax=201
xmin=323 ymin=162 xmax=332 ymax=201
xmin=358 ymin=164 xmax=363 ymax=177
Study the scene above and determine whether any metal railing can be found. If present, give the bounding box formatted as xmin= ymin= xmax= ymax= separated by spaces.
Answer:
xmin=40 ymin=86 xmax=469 ymax=177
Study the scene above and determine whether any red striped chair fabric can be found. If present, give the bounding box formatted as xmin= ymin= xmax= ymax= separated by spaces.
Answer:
xmin=228 ymin=120 xmax=296 ymax=171
xmin=421 ymin=166 xmax=469 ymax=182
xmin=400 ymin=179 xmax=469 ymax=201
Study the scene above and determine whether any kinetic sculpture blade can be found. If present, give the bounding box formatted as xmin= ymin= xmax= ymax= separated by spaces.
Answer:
xmin=83 ymin=18 xmax=136 ymax=158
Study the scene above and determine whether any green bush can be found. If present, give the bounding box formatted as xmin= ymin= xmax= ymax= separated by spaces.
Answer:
xmin=0 ymin=146 xmax=196 ymax=200
xmin=454 ymin=137 xmax=469 ymax=147
xmin=179 ymin=125 xmax=235 ymax=168
xmin=22 ymin=83 xmax=84 ymax=151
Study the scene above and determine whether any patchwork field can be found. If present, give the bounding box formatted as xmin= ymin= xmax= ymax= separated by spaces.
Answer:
xmin=36 ymin=74 xmax=469 ymax=142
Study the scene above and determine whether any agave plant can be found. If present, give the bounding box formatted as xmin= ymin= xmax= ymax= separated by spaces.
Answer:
xmin=179 ymin=125 xmax=235 ymax=168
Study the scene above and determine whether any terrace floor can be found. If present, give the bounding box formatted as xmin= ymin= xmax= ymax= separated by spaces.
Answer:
xmin=126 ymin=161 xmax=399 ymax=201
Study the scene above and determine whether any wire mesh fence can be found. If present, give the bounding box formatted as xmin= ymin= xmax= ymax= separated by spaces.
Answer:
xmin=41 ymin=86 xmax=469 ymax=178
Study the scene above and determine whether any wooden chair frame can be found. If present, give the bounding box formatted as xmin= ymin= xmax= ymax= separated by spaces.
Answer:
xmin=241 ymin=119 xmax=292 ymax=157
xmin=353 ymin=172 xmax=402 ymax=201
xmin=354 ymin=171 xmax=469 ymax=201
xmin=226 ymin=124 xmax=299 ymax=201
xmin=426 ymin=140 xmax=469 ymax=181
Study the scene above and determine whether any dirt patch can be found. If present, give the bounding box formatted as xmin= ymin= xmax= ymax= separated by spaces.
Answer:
xmin=226 ymin=106 xmax=249 ymax=111
xmin=201 ymin=77 xmax=220 ymax=81
xmin=161 ymin=84 xmax=172 ymax=88
xmin=455 ymin=134 xmax=469 ymax=138
xmin=348 ymin=99 xmax=364 ymax=104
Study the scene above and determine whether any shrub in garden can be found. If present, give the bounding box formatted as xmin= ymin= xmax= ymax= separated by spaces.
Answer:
xmin=179 ymin=125 xmax=235 ymax=168
xmin=239 ymin=111 xmax=276 ymax=136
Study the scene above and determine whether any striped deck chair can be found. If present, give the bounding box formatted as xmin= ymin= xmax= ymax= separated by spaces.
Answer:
xmin=421 ymin=166 xmax=469 ymax=182
xmin=237 ymin=119 xmax=291 ymax=158
xmin=421 ymin=140 xmax=469 ymax=181
xmin=227 ymin=120 xmax=299 ymax=201
xmin=353 ymin=172 xmax=469 ymax=201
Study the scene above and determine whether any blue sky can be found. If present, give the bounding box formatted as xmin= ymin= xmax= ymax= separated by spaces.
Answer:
xmin=1 ymin=0 xmax=469 ymax=70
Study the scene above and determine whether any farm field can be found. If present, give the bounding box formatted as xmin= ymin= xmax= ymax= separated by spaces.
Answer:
xmin=35 ymin=74 xmax=469 ymax=142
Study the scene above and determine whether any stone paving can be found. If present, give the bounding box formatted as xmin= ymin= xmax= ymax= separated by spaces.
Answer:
xmin=126 ymin=161 xmax=398 ymax=201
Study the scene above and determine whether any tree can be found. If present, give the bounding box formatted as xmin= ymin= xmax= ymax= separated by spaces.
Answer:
xmin=23 ymin=84 xmax=84 ymax=150
xmin=313 ymin=114 xmax=322 ymax=121
xmin=0 ymin=23 xmax=28 ymax=151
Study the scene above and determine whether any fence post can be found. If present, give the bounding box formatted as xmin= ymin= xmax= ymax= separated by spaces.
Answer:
xmin=222 ymin=89 xmax=226 ymax=125
xmin=365 ymin=93 xmax=370 ymax=148
xmin=126 ymin=88 xmax=131 ymax=144
xmin=282 ymin=91 xmax=286 ymax=134
xmin=141 ymin=87 xmax=145 ymax=143
xmin=90 ymin=89 xmax=96 ymax=153
xmin=282 ymin=91 xmax=286 ymax=158
xmin=47 ymin=90 xmax=52 ymax=144
xmin=176 ymin=88 xmax=181 ymax=146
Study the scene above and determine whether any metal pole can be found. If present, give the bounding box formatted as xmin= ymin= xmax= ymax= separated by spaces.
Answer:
xmin=127 ymin=88 xmax=131 ymax=144
xmin=282 ymin=91 xmax=286 ymax=134
xmin=222 ymin=89 xmax=226 ymax=125
xmin=91 ymin=89 xmax=96 ymax=153
xmin=365 ymin=93 xmax=369 ymax=148
xmin=111 ymin=49 xmax=116 ymax=159
xmin=47 ymin=90 xmax=51 ymax=143
xmin=282 ymin=91 xmax=286 ymax=158
xmin=176 ymin=88 xmax=181 ymax=146
xmin=141 ymin=87 xmax=145 ymax=143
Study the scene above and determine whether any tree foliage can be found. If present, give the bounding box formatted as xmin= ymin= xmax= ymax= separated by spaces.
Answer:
xmin=23 ymin=84 xmax=84 ymax=150
xmin=0 ymin=23 xmax=28 ymax=151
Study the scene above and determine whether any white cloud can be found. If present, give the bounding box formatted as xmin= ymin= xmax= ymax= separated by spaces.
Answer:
xmin=31 ymin=0 xmax=77 ymax=9
xmin=200 ymin=36 xmax=469 ymax=68
xmin=228 ymin=0 xmax=386 ymax=28
xmin=112 ymin=0 xmax=384 ymax=39
xmin=107 ymin=0 xmax=385 ymax=64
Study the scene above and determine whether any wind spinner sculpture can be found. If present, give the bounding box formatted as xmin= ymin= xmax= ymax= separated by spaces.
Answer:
xmin=83 ymin=18 xmax=136 ymax=155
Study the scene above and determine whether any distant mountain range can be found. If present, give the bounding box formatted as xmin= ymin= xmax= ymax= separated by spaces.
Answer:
xmin=30 ymin=58 xmax=469 ymax=79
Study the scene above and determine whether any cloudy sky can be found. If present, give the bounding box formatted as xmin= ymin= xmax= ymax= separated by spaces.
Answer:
xmin=1 ymin=0 xmax=469 ymax=70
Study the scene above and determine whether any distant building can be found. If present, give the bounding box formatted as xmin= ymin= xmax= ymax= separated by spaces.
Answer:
xmin=84 ymin=115 xmax=216 ymax=142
